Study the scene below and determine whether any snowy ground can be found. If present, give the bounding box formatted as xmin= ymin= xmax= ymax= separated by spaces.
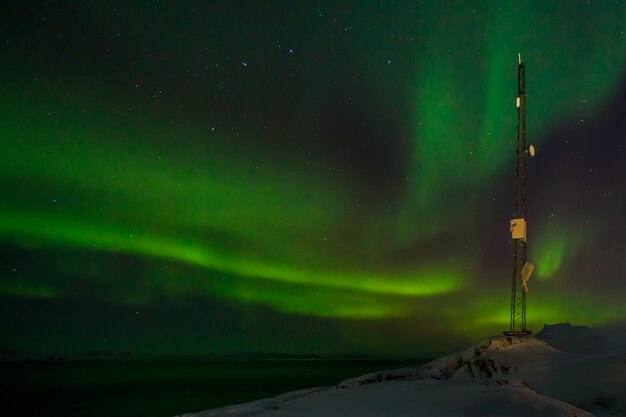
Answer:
xmin=182 ymin=323 xmax=626 ymax=417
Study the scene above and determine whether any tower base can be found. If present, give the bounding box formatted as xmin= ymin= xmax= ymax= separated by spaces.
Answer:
xmin=503 ymin=330 xmax=533 ymax=337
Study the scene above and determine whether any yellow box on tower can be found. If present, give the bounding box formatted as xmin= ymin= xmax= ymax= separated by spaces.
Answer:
xmin=510 ymin=218 xmax=526 ymax=240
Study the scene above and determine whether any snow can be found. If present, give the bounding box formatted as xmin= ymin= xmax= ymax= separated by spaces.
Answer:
xmin=182 ymin=323 xmax=626 ymax=417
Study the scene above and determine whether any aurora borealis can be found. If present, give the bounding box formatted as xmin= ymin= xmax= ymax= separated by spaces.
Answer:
xmin=1 ymin=1 xmax=625 ymax=356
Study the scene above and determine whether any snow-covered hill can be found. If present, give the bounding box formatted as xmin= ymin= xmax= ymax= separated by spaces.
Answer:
xmin=182 ymin=323 xmax=626 ymax=417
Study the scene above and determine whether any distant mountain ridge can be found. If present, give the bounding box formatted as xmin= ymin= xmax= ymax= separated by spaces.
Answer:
xmin=0 ymin=348 xmax=399 ymax=363
xmin=535 ymin=322 xmax=621 ymax=354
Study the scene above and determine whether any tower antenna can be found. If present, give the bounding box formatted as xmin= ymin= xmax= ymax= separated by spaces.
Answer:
xmin=504 ymin=53 xmax=536 ymax=337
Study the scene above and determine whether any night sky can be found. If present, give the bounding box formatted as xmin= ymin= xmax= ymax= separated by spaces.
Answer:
xmin=1 ymin=1 xmax=625 ymax=357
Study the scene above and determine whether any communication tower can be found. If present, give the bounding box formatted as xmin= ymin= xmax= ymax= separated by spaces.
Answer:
xmin=504 ymin=54 xmax=536 ymax=337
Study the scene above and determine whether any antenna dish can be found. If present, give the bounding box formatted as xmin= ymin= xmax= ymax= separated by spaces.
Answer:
xmin=526 ymin=144 xmax=535 ymax=157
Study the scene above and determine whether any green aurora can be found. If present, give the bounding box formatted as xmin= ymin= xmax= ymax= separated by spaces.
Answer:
xmin=1 ymin=1 xmax=625 ymax=355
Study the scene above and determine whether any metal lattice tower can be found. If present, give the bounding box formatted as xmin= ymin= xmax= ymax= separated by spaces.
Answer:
xmin=504 ymin=54 xmax=535 ymax=337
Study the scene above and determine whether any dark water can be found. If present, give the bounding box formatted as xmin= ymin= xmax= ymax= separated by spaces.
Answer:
xmin=2 ymin=358 xmax=426 ymax=417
